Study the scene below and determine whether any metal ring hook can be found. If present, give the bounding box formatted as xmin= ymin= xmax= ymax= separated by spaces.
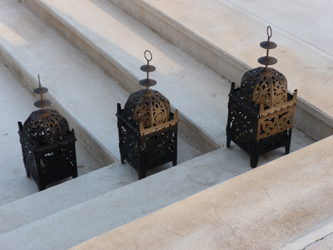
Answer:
xmin=144 ymin=50 xmax=153 ymax=62
xmin=267 ymin=26 xmax=272 ymax=39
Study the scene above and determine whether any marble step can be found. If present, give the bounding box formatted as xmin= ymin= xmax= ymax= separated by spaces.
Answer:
xmin=0 ymin=161 xmax=136 ymax=236
xmin=71 ymin=135 xmax=333 ymax=250
xmin=0 ymin=147 xmax=254 ymax=250
xmin=108 ymin=0 xmax=333 ymax=141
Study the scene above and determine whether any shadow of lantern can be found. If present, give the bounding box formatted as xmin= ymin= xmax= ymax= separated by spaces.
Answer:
xmin=18 ymin=75 xmax=78 ymax=191
xmin=117 ymin=50 xmax=179 ymax=179
xmin=226 ymin=26 xmax=298 ymax=168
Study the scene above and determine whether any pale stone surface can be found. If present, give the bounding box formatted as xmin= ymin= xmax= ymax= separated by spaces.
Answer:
xmin=72 ymin=136 xmax=333 ymax=250
xmin=0 ymin=148 xmax=250 ymax=249
xmin=223 ymin=0 xmax=333 ymax=57
xmin=0 ymin=134 xmax=316 ymax=249
xmin=0 ymin=0 xmax=329 ymax=249
xmin=0 ymin=162 xmax=135 ymax=235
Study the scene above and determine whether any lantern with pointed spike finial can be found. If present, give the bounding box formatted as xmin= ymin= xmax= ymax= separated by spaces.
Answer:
xmin=18 ymin=75 xmax=78 ymax=191
xmin=117 ymin=50 xmax=179 ymax=179
xmin=226 ymin=26 xmax=297 ymax=168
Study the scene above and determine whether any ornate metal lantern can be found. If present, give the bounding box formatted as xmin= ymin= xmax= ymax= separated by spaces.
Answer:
xmin=18 ymin=75 xmax=78 ymax=191
xmin=226 ymin=26 xmax=297 ymax=168
xmin=117 ymin=50 xmax=179 ymax=179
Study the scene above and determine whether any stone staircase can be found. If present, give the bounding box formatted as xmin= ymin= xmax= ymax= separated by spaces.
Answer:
xmin=0 ymin=0 xmax=328 ymax=249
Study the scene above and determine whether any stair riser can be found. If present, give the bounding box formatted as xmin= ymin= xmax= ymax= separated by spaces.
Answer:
xmin=108 ymin=0 xmax=249 ymax=85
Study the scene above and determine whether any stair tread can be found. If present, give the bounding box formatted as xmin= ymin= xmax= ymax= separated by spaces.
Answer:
xmin=0 ymin=160 xmax=138 ymax=235
xmin=0 ymin=148 xmax=253 ymax=249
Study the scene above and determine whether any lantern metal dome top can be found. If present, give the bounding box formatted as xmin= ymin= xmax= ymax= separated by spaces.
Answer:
xmin=239 ymin=26 xmax=288 ymax=109
xmin=123 ymin=50 xmax=171 ymax=128
xmin=22 ymin=75 xmax=71 ymax=145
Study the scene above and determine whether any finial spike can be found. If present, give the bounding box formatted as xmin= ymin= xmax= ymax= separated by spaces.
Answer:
xmin=267 ymin=26 xmax=272 ymax=41
xmin=139 ymin=50 xmax=157 ymax=90
xmin=33 ymin=74 xmax=51 ymax=111
xmin=258 ymin=26 xmax=277 ymax=68
xmin=38 ymin=74 xmax=41 ymax=89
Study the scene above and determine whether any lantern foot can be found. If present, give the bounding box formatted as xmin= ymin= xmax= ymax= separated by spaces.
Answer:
xmin=72 ymin=172 xmax=78 ymax=179
xmin=285 ymin=129 xmax=292 ymax=154
xmin=172 ymin=159 xmax=177 ymax=166
xmin=26 ymin=169 xmax=31 ymax=178
xmin=250 ymin=154 xmax=260 ymax=168
xmin=138 ymin=171 xmax=146 ymax=180
xmin=226 ymin=136 xmax=231 ymax=148
xmin=38 ymin=183 xmax=46 ymax=192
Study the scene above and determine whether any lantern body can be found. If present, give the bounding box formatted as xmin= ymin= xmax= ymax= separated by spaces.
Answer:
xmin=18 ymin=109 xmax=78 ymax=191
xmin=226 ymin=67 xmax=297 ymax=168
xmin=117 ymin=88 xmax=178 ymax=179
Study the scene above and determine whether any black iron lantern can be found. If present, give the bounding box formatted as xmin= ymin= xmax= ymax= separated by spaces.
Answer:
xmin=117 ymin=50 xmax=179 ymax=179
xmin=226 ymin=26 xmax=297 ymax=168
xmin=18 ymin=75 xmax=78 ymax=191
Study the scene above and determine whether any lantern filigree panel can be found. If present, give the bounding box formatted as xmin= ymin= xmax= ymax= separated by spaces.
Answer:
xmin=240 ymin=67 xmax=288 ymax=109
xmin=226 ymin=82 xmax=296 ymax=168
xmin=124 ymin=89 xmax=171 ymax=128
xmin=227 ymin=90 xmax=258 ymax=153
xmin=19 ymin=118 xmax=77 ymax=191
xmin=117 ymin=120 xmax=141 ymax=168
xmin=117 ymin=104 xmax=178 ymax=179
xmin=257 ymin=107 xmax=295 ymax=140
xmin=22 ymin=109 xmax=71 ymax=145
xmin=140 ymin=128 xmax=177 ymax=168
xmin=256 ymin=131 xmax=290 ymax=155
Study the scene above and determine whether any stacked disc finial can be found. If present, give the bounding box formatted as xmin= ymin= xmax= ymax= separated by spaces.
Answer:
xmin=33 ymin=74 xmax=51 ymax=112
xmin=258 ymin=26 xmax=278 ymax=69
xmin=139 ymin=50 xmax=157 ymax=91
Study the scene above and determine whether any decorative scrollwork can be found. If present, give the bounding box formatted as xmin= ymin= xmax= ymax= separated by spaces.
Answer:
xmin=258 ymin=109 xmax=293 ymax=140
xmin=240 ymin=67 xmax=288 ymax=109
xmin=117 ymin=113 xmax=177 ymax=179
xmin=22 ymin=109 xmax=71 ymax=146
xmin=123 ymin=89 xmax=170 ymax=128
xmin=227 ymin=94 xmax=257 ymax=151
